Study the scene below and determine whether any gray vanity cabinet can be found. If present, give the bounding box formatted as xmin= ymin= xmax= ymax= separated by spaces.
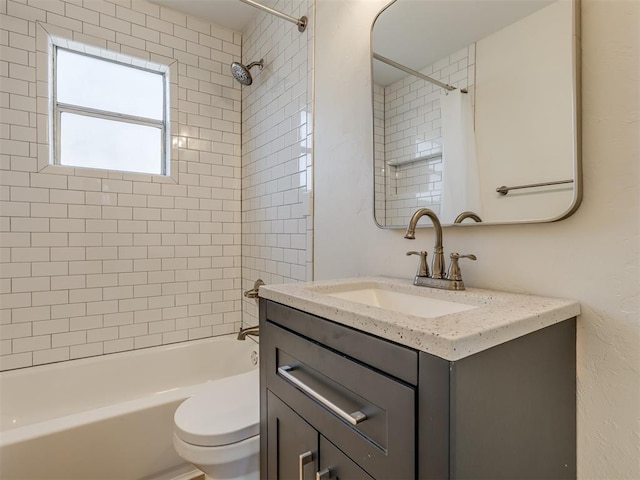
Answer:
xmin=259 ymin=298 xmax=576 ymax=480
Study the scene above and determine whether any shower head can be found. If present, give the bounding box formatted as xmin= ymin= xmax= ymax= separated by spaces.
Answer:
xmin=230 ymin=59 xmax=264 ymax=86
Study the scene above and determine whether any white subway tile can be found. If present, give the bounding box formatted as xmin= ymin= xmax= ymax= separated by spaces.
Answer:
xmin=86 ymin=326 xmax=117 ymax=343
xmin=51 ymin=330 xmax=86 ymax=347
xmin=69 ymin=341 xmax=103 ymax=359
xmin=86 ymin=273 xmax=117 ymax=288
xmin=133 ymin=333 xmax=161 ymax=349
xmin=103 ymin=337 xmax=133 ymax=354
xmin=51 ymin=302 xmax=86 ymax=320
xmin=0 ymin=322 xmax=31 ymax=339
xmin=33 ymin=346 xmax=69 ymax=365
xmin=65 ymin=3 xmax=99 ymax=24
xmin=11 ymin=275 xmax=49 ymax=292
xmin=13 ymin=334 xmax=50 ymax=353
xmin=0 ymin=352 xmax=32 ymax=370
xmin=86 ymin=299 xmax=118 ymax=315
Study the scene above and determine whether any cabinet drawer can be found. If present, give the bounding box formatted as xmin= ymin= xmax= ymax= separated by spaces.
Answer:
xmin=264 ymin=320 xmax=415 ymax=479
xmin=265 ymin=300 xmax=418 ymax=385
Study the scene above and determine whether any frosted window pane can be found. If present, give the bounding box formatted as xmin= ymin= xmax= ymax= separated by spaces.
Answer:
xmin=56 ymin=49 xmax=164 ymax=120
xmin=60 ymin=113 xmax=162 ymax=175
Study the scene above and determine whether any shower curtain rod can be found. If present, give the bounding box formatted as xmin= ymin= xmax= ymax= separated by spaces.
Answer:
xmin=238 ymin=0 xmax=307 ymax=32
xmin=373 ymin=53 xmax=467 ymax=93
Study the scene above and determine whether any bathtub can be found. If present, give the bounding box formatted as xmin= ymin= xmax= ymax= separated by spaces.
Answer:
xmin=0 ymin=335 xmax=259 ymax=480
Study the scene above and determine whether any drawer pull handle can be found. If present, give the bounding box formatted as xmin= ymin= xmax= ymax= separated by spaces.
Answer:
xmin=299 ymin=450 xmax=313 ymax=480
xmin=278 ymin=365 xmax=368 ymax=426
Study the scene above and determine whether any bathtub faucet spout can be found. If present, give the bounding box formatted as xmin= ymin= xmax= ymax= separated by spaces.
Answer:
xmin=237 ymin=325 xmax=259 ymax=340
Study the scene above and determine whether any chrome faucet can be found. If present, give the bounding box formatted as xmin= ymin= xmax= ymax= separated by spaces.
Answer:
xmin=404 ymin=208 xmax=446 ymax=278
xmin=454 ymin=211 xmax=482 ymax=223
xmin=237 ymin=325 xmax=259 ymax=340
xmin=404 ymin=208 xmax=476 ymax=290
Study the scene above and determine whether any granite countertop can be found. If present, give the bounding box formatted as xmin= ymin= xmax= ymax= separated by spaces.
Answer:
xmin=259 ymin=276 xmax=580 ymax=361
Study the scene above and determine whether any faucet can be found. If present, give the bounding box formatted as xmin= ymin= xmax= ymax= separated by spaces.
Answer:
xmin=454 ymin=211 xmax=482 ymax=223
xmin=404 ymin=208 xmax=446 ymax=278
xmin=404 ymin=208 xmax=476 ymax=290
xmin=237 ymin=325 xmax=259 ymax=340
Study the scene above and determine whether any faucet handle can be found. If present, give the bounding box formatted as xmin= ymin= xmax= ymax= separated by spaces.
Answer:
xmin=447 ymin=253 xmax=477 ymax=281
xmin=407 ymin=251 xmax=429 ymax=277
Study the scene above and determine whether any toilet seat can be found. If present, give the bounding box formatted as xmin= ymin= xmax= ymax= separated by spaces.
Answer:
xmin=174 ymin=369 xmax=259 ymax=447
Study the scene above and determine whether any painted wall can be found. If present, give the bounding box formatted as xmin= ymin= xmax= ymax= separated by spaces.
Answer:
xmin=0 ymin=0 xmax=243 ymax=370
xmin=240 ymin=0 xmax=313 ymax=328
xmin=475 ymin=0 xmax=575 ymax=222
xmin=314 ymin=0 xmax=639 ymax=477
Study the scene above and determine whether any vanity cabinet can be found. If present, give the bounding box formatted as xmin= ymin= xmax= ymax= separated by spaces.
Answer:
xmin=259 ymin=298 xmax=576 ymax=479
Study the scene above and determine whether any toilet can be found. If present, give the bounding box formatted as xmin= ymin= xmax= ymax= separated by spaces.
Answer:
xmin=173 ymin=369 xmax=260 ymax=480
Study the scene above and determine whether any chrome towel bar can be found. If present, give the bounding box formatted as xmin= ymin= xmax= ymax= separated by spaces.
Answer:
xmin=496 ymin=179 xmax=574 ymax=196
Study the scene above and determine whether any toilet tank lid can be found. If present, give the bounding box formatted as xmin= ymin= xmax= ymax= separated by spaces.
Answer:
xmin=174 ymin=368 xmax=259 ymax=447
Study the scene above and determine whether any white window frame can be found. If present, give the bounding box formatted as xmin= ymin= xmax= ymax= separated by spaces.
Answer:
xmin=50 ymin=41 xmax=171 ymax=176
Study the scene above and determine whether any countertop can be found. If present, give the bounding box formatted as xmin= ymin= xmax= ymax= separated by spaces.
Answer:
xmin=259 ymin=276 xmax=580 ymax=361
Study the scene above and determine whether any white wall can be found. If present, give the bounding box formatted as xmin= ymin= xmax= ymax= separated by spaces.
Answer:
xmin=475 ymin=0 xmax=575 ymax=222
xmin=240 ymin=0 xmax=313 ymax=327
xmin=0 ymin=0 xmax=243 ymax=370
xmin=314 ymin=0 xmax=639 ymax=477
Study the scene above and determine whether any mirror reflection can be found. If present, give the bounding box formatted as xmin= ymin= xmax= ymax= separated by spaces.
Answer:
xmin=372 ymin=0 xmax=581 ymax=228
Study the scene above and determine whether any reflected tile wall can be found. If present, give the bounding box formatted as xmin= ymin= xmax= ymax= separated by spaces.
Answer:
xmin=374 ymin=45 xmax=473 ymax=227
xmin=373 ymin=84 xmax=385 ymax=226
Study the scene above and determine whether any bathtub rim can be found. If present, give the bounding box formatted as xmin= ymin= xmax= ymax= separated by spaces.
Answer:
xmin=0 ymin=334 xmax=259 ymax=447
xmin=0 ymin=333 xmax=257 ymax=375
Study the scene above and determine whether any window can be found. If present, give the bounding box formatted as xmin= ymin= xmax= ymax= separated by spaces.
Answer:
xmin=52 ymin=46 xmax=169 ymax=175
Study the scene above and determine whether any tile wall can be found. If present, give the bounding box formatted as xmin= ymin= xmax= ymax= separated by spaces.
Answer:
xmin=240 ymin=0 xmax=313 ymax=327
xmin=374 ymin=45 xmax=473 ymax=227
xmin=0 ymin=0 xmax=243 ymax=370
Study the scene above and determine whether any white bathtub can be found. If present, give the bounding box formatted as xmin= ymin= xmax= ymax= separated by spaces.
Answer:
xmin=0 ymin=335 xmax=259 ymax=480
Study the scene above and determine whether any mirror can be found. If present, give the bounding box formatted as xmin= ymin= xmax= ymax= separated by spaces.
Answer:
xmin=371 ymin=0 xmax=581 ymax=228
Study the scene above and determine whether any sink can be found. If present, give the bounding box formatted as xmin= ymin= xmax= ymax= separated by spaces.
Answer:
xmin=325 ymin=286 xmax=477 ymax=319
xmin=260 ymin=276 xmax=581 ymax=360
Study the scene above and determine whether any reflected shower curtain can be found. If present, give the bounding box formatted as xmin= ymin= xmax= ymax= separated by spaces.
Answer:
xmin=440 ymin=90 xmax=483 ymax=222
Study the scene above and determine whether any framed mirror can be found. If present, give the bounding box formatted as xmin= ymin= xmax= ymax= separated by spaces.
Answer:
xmin=371 ymin=0 xmax=581 ymax=228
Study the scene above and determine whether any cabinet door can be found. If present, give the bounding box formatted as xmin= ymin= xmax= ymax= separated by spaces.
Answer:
xmin=267 ymin=390 xmax=318 ymax=480
xmin=318 ymin=436 xmax=374 ymax=480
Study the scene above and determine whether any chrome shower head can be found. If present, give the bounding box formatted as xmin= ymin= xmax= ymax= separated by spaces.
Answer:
xmin=230 ymin=59 xmax=264 ymax=86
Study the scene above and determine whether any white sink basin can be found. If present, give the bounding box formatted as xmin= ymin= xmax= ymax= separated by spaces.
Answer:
xmin=326 ymin=286 xmax=477 ymax=319
xmin=259 ymin=276 xmax=581 ymax=360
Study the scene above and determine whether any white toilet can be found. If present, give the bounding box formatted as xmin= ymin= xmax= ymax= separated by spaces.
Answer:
xmin=173 ymin=369 xmax=260 ymax=480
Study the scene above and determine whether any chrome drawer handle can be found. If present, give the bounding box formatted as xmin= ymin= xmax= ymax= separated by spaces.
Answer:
xmin=278 ymin=365 xmax=368 ymax=426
